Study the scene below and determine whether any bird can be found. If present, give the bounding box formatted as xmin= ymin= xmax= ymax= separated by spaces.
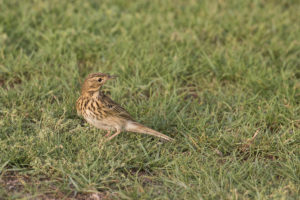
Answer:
xmin=76 ymin=72 xmax=174 ymax=141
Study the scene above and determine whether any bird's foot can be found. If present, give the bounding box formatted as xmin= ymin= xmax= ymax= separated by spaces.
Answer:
xmin=104 ymin=130 xmax=111 ymax=137
xmin=106 ymin=130 xmax=121 ymax=141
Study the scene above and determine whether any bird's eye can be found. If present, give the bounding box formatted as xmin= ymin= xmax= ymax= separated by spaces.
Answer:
xmin=98 ymin=78 xmax=102 ymax=82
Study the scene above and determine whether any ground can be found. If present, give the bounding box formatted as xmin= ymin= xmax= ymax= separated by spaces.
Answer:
xmin=0 ymin=0 xmax=299 ymax=199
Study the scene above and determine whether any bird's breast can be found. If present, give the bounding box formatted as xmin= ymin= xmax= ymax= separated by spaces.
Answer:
xmin=77 ymin=95 xmax=126 ymax=131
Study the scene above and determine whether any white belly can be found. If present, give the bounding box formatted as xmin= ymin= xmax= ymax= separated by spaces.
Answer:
xmin=83 ymin=110 xmax=122 ymax=131
xmin=85 ymin=117 xmax=115 ymax=131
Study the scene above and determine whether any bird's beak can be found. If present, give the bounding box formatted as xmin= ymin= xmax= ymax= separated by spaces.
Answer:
xmin=108 ymin=74 xmax=118 ymax=80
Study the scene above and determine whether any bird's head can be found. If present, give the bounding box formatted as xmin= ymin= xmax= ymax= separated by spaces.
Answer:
xmin=80 ymin=72 xmax=117 ymax=95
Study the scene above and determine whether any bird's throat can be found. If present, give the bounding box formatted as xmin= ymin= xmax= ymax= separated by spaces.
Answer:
xmin=81 ymin=87 xmax=101 ymax=97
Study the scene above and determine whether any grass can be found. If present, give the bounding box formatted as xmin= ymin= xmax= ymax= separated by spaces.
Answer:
xmin=0 ymin=0 xmax=299 ymax=199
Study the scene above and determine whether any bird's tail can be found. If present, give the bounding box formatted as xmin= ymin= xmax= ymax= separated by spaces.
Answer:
xmin=125 ymin=122 xmax=174 ymax=141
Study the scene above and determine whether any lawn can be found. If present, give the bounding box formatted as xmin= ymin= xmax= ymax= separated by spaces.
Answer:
xmin=0 ymin=0 xmax=299 ymax=199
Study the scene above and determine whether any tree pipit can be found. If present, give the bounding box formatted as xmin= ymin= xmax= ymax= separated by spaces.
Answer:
xmin=76 ymin=72 xmax=174 ymax=141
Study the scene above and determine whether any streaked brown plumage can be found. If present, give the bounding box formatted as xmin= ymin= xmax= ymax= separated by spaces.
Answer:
xmin=76 ymin=72 xmax=174 ymax=141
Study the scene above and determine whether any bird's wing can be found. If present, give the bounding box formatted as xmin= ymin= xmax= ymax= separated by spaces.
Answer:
xmin=99 ymin=94 xmax=135 ymax=121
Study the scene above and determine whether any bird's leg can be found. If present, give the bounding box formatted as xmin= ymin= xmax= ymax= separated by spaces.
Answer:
xmin=104 ymin=130 xmax=111 ymax=137
xmin=107 ymin=130 xmax=121 ymax=141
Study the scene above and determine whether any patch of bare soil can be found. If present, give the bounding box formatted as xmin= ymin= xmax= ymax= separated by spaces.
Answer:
xmin=0 ymin=76 xmax=22 ymax=89
xmin=0 ymin=171 xmax=112 ymax=200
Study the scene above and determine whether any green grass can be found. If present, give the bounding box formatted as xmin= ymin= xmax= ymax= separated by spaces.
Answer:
xmin=0 ymin=0 xmax=299 ymax=199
